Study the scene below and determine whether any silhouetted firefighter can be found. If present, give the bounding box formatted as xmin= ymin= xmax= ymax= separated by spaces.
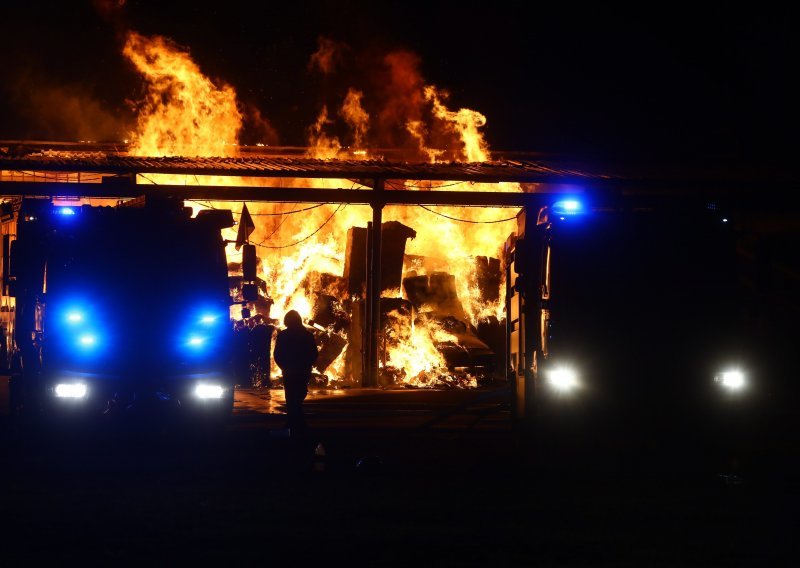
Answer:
xmin=273 ymin=310 xmax=318 ymax=437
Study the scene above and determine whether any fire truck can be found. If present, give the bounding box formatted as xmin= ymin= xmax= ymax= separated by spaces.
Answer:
xmin=506 ymin=195 xmax=764 ymax=468
xmin=1 ymin=196 xmax=237 ymax=429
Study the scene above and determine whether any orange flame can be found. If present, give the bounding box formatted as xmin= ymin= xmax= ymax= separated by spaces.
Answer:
xmin=123 ymin=31 xmax=241 ymax=157
xmin=339 ymin=88 xmax=369 ymax=150
xmin=425 ymin=85 xmax=490 ymax=163
xmin=307 ymin=105 xmax=342 ymax=160
xmin=121 ymin=31 xmax=518 ymax=387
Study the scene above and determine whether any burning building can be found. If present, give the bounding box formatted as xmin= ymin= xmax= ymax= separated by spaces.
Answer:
xmin=0 ymin=150 xmax=594 ymax=390
xmin=0 ymin=29 xmax=597 ymax=390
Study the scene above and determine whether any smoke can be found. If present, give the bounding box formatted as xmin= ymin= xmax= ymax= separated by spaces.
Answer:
xmin=240 ymin=103 xmax=280 ymax=146
xmin=5 ymin=69 xmax=128 ymax=142
xmin=374 ymin=50 xmax=427 ymax=152
xmin=91 ymin=0 xmax=128 ymax=37
xmin=92 ymin=0 xmax=126 ymax=17
xmin=308 ymin=36 xmax=348 ymax=75
xmin=303 ymin=41 xmax=490 ymax=162
xmin=305 ymin=41 xmax=439 ymax=158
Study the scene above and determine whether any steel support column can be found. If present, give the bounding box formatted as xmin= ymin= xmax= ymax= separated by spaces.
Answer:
xmin=365 ymin=179 xmax=384 ymax=387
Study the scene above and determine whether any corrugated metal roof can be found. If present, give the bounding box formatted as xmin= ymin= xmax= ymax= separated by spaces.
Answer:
xmin=0 ymin=152 xmax=608 ymax=183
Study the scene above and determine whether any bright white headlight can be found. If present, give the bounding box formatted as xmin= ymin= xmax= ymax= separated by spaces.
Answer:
xmin=546 ymin=367 xmax=579 ymax=392
xmin=195 ymin=384 xmax=225 ymax=399
xmin=55 ymin=383 xmax=88 ymax=399
xmin=716 ymin=369 xmax=746 ymax=391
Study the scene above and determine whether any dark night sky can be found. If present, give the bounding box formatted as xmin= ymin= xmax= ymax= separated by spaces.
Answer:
xmin=1 ymin=1 xmax=797 ymax=173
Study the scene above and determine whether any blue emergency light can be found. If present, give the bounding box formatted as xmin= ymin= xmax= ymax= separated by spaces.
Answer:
xmin=79 ymin=334 xmax=97 ymax=347
xmin=179 ymin=305 xmax=228 ymax=357
xmin=200 ymin=314 xmax=219 ymax=325
xmin=66 ymin=311 xmax=85 ymax=324
xmin=551 ymin=199 xmax=585 ymax=216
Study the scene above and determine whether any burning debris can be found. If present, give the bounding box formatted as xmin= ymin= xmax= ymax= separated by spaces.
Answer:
xmin=234 ymin=215 xmax=503 ymax=388
xmin=6 ymin=28 xmax=523 ymax=389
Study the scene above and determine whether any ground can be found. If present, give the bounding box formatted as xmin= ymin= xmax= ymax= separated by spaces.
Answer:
xmin=0 ymin=383 xmax=797 ymax=566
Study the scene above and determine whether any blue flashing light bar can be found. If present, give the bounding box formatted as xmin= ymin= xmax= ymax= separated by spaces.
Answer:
xmin=551 ymin=199 xmax=586 ymax=216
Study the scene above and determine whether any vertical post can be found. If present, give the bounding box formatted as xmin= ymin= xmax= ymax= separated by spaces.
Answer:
xmin=363 ymin=221 xmax=373 ymax=386
xmin=365 ymin=179 xmax=384 ymax=387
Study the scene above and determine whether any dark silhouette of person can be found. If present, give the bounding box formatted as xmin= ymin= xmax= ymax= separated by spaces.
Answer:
xmin=273 ymin=310 xmax=318 ymax=437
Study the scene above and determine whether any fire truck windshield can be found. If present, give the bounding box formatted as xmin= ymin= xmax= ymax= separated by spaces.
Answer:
xmin=46 ymin=215 xmax=228 ymax=307
xmin=39 ymin=206 xmax=231 ymax=371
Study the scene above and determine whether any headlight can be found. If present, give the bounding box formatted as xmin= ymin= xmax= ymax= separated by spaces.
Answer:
xmin=54 ymin=383 xmax=88 ymax=399
xmin=545 ymin=366 xmax=580 ymax=393
xmin=715 ymin=369 xmax=746 ymax=391
xmin=194 ymin=384 xmax=225 ymax=399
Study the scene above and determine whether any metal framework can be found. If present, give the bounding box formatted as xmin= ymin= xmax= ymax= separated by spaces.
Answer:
xmin=2 ymin=149 xmax=793 ymax=386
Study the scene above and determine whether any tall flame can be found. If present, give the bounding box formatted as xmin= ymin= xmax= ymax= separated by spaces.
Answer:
xmin=121 ymin=31 xmax=519 ymax=388
xmin=339 ymin=88 xmax=369 ymax=150
xmin=424 ymin=85 xmax=490 ymax=163
xmin=123 ymin=31 xmax=242 ymax=157
xmin=307 ymin=105 xmax=342 ymax=159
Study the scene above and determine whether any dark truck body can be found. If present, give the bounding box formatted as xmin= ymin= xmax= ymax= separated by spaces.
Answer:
xmin=507 ymin=197 xmax=767 ymax=470
xmin=1 ymin=196 xmax=236 ymax=428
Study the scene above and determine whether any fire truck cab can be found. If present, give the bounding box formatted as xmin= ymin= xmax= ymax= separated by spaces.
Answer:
xmin=507 ymin=195 xmax=761 ymax=467
xmin=1 ymin=196 xmax=236 ymax=429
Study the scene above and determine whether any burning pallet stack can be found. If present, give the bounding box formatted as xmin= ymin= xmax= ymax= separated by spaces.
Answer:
xmin=231 ymin=219 xmax=505 ymax=388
